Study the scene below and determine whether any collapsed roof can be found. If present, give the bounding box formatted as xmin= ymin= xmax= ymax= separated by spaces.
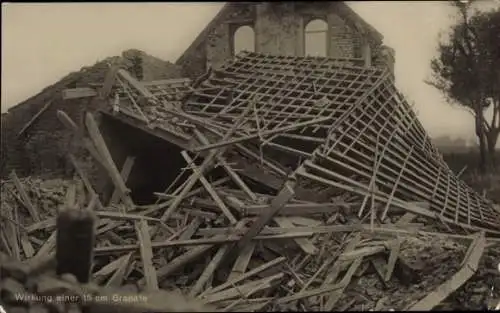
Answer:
xmin=104 ymin=51 xmax=500 ymax=234
xmin=2 ymin=51 xmax=499 ymax=312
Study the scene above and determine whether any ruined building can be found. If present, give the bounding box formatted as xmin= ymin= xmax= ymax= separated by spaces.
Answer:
xmin=1 ymin=1 xmax=394 ymax=191
xmin=2 ymin=3 xmax=500 ymax=311
xmin=176 ymin=2 xmax=395 ymax=78
xmin=11 ymin=1 xmax=495 ymax=235
xmin=0 ymin=50 xmax=183 ymax=181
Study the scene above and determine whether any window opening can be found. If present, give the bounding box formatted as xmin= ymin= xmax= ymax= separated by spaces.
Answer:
xmin=305 ymin=19 xmax=328 ymax=57
xmin=233 ymin=25 xmax=255 ymax=55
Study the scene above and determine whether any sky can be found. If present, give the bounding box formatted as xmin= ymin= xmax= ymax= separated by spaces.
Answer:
xmin=2 ymin=1 xmax=500 ymax=143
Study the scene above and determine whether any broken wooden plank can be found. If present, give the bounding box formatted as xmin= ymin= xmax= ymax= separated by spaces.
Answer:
xmin=94 ymin=232 xmax=314 ymax=255
xmin=93 ymin=253 xmax=131 ymax=279
xmin=68 ymin=153 xmax=105 ymax=210
xmin=408 ymin=231 xmax=486 ymax=311
xmin=395 ymin=212 xmax=417 ymax=225
xmin=194 ymin=129 xmax=257 ymax=201
xmin=226 ymin=241 xmax=256 ymax=282
xmin=323 ymin=257 xmax=365 ymax=310
xmin=96 ymin=219 xmax=123 ymax=235
xmin=25 ymin=218 xmax=56 ymax=233
xmin=57 ymin=110 xmax=110 ymax=175
xmin=215 ymin=297 xmax=273 ymax=311
xmin=9 ymin=171 xmax=40 ymax=222
xmin=65 ymin=182 xmax=77 ymax=207
xmin=99 ymin=64 xmax=120 ymax=99
xmin=4 ymin=203 xmax=21 ymax=261
xmin=17 ymin=100 xmax=54 ymax=136
xmin=221 ymin=181 xmax=295 ymax=266
xmin=338 ymin=245 xmax=386 ymax=261
xmin=135 ymin=219 xmax=158 ymax=291
xmin=179 ymin=218 xmax=203 ymax=242
xmin=156 ymin=239 xmax=217 ymax=282
xmin=384 ymin=237 xmax=401 ymax=282
xmin=109 ymin=156 xmax=136 ymax=205
xmin=190 ymin=243 xmax=231 ymax=297
xmin=193 ymin=223 xmax=422 ymax=237
xmin=202 ymin=256 xmax=286 ymax=297
xmin=96 ymin=211 xmax=161 ymax=223
xmin=160 ymin=105 xmax=252 ymax=223
xmin=62 ymin=87 xmax=97 ymax=100
xmin=276 ymin=278 xmax=346 ymax=305
xmin=32 ymin=231 xmax=56 ymax=263
xmin=190 ymin=221 xmax=246 ymax=297
xmin=193 ymin=116 xmax=334 ymax=153
xmin=56 ymin=109 xmax=79 ymax=133
xmin=223 ymin=297 xmax=272 ymax=312
xmin=204 ymin=273 xmax=284 ymax=304
xmin=104 ymin=230 xmax=128 ymax=245
xmin=298 ymin=252 xmax=340 ymax=305
xmin=371 ymin=257 xmax=389 ymax=288
xmin=177 ymin=218 xmax=202 ymax=243
xmin=181 ymin=151 xmax=237 ymax=224
xmin=106 ymin=253 xmax=132 ymax=288
xmin=322 ymin=233 xmax=361 ymax=288
xmin=218 ymin=157 xmax=257 ymax=202
xmin=20 ymin=232 xmax=35 ymax=259
xmin=274 ymin=217 xmax=318 ymax=255
xmin=85 ymin=112 xmax=134 ymax=209
xmin=242 ymin=202 xmax=352 ymax=216
xmin=117 ymin=69 xmax=155 ymax=98
xmin=0 ymin=229 xmax=12 ymax=257
xmin=285 ymin=216 xmax=323 ymax=227
xmin=374 ymin=296 xmax=389 ymax=311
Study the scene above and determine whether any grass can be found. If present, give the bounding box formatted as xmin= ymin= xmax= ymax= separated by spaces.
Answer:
xmin=441 ymin=150 xmax=500 ymax=204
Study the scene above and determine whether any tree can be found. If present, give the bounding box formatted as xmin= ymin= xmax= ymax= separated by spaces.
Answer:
xmin=427 ymin=1 xmax=500 ymax=172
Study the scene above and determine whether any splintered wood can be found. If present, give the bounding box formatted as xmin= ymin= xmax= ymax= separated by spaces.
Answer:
xmin=1 ymin=52 xmax=497 ymax=312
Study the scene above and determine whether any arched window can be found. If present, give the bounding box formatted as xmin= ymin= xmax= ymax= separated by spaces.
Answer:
xmin=233 ymin=25 xmax=255 ymax=56
xmin=305 ymin=19 xmax=328 ymax=57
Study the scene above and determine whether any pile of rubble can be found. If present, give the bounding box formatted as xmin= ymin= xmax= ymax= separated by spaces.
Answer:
xmin=1 ymin=51 xmax=499 ymax=312
xmin=1 ymin=174 xmax=498 ymax=312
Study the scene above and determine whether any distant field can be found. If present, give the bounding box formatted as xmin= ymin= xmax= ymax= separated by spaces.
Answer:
xmin=440 ymin=149 xmax=500 ymax=174
xmin=440 ymin=148 xmax=500 ymax=203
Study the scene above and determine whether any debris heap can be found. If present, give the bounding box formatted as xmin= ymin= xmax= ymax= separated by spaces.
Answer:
xmin=1 ymin=51 xmax=499 ymax=312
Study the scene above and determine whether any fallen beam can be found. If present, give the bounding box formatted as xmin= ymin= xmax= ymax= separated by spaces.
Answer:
xmin=408 ymin=231 xmax=486 ymax=311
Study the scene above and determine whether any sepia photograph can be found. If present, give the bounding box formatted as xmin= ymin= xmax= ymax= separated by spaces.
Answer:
xmin=1 ymin=1 xmax=500 ymax=311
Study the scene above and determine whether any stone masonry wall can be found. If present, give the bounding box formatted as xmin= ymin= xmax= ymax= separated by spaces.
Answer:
xmin=0 ymin=59 xmax=116 ymax=197
xmin=177 ymin=44 xmax=207 ymax=80
xmin=1 ymin=50 xmax=182 ymax=196
xmin=178 ymin=2 xmax=379 ymax=78
xmin=122 ymin=49 xmax=184 ymax=81
xmin=206 ymin=4 xmax=256 ymax=70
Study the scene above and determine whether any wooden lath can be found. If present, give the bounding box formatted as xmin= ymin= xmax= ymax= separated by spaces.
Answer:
xmin=100 ymin=51 xmax=499 ymax=234
xmin=293 ymin=74 xmax=500 ymax=233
